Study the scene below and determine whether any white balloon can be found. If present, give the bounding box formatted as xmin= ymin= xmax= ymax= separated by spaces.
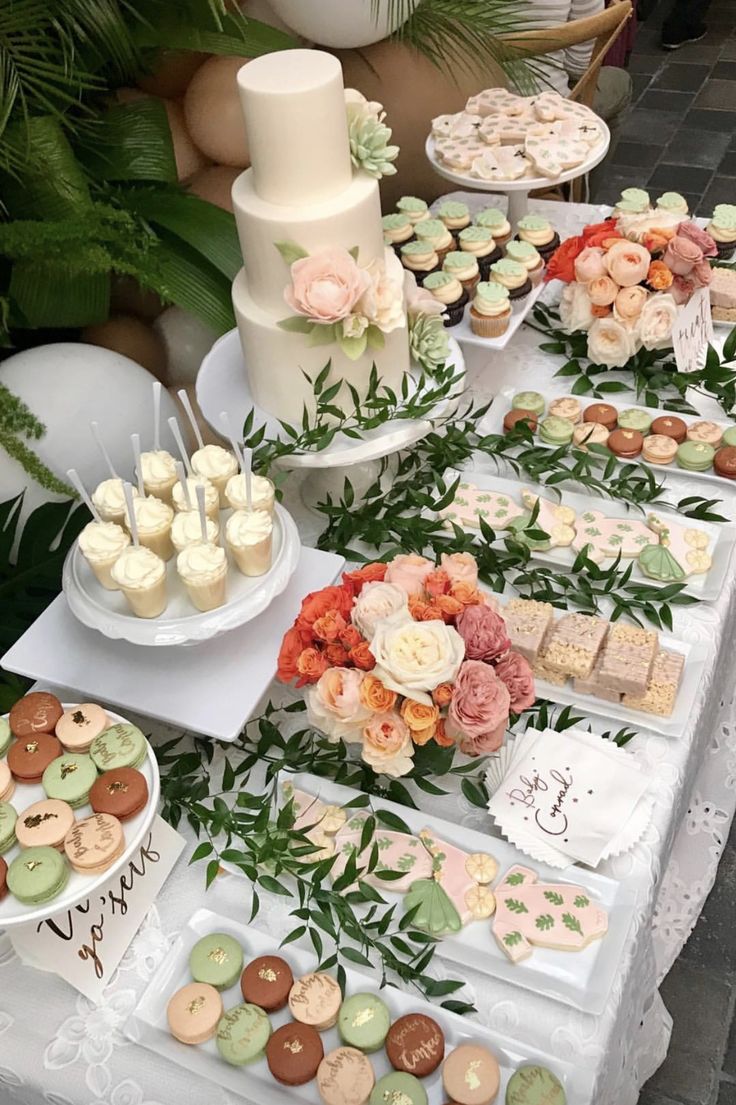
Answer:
xmin=240 ymin=0 xmax=293 ymax=34
xmin=0 ymin=343 xmax=180 ymax=525
xmin=267 ymin=0 xmax=416 ymax=48
xmin=154 ymin=306 xmax=218 ymax=386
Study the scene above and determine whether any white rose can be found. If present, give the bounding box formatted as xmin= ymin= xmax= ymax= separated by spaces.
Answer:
xmin=558 ymin=281 xmax=595 ymax=333
xmin=586 ymin=317 xmax=636 ymax=368
xmin=359 ymin=253 xmax=406 ymax=333
xmin=305 ymin=667 xmax=372 ymax=743
xmin=351 ymin=581 xmax=409 ymax=640
xmin=361 ymin=713 xmax=415 ymax=778
xmin=638 ymin=292 xmax=678 ymax=351
xmin=370 ymin=618 xmax=465 ymax=706
xmin=342 ymin=314 xmax=368 ymax=340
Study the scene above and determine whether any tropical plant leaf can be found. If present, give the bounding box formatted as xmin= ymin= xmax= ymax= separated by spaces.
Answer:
xmin=140 ymin=228 xmax=235 ymax=333
xmin=0 ymin=117 xmax=91 ymax=217
xmin=132 ymin=9 xmax=297 ymax=56
xmin=77 ymin=100 xmax=177 ymax=183
xmin=9 ymin=262 xmax=110 ymax=328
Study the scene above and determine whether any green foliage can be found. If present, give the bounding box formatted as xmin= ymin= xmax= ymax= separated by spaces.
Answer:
xmin=0 ymin=386 xmax=74 ymax=495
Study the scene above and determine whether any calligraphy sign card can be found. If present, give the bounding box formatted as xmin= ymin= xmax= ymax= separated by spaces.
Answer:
xmin=487 ymin=728 xmax=650 ymax=867
xmin=673 ymin=286 xmax=714 ymax=374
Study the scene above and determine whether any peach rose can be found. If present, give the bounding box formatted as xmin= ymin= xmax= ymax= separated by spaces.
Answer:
xmin=588 ymin=275 xmax=618 ymax=307
xmin=343 ymin=562 xmax=387 ymax=595
xmin=663 ymin=235 xmax=702 ymax=276
xmin=312 ymin=611 xmax=347 ymax=643
xmin=646 ymin=261 xmax=673 ymax=291
xmin=440 ymin=552 xmax=479 ymax=588
xmin=604 ymin=240 xmax=651 ymax=287
xmin=573 ymin=246 xmax=607 ymax=283
xmin=591 ymin=304 xmax=612 ymax=318
xmin=450 ymin=581 xmax=485 ymax=606
xmin=351 ymin=580 xmax=409 ymax=640
xmin=408 ymin=595 xmax=430 ymax=620
xmin=341 ymin=625 xmax=362 ymax=650
xmin=349 ymin=642 xmax=376 ymax=671
xmin=326 ymin=642 xmax=350 ymax=666
xmin=306 ymin=666 xmax=371 ymax=741
xmin=587 ymin=317 xmax=635 ymax=368
xmin=361 ymin=712 xmax=415 ymax=777
xmin=436 ymin=594 xmax=465 ymax=621
xmin=401 ymin=699 xmax=440 ymax=732
xmin=411 ymin=724 xmax=437 ymax=746
xmin=643 ymin=229 xmax=675 ymax=255
xmin=297 ymin=585 xmax=353 ymax=633
xmin=418 ymin=603 xmax=444 ymax=621
xmin=433 ymin=682 xmax=454 ymax=707
xmin=384 ymin=554 xmax=434 ymax=596
xmin=614 ymin=285 xmax=649 ymax=326
xmin=359 ymin=673 xmax=397 ymax=713
xmin=296 ymin=647 xmax=329 ymax=686
xmin=425 ymin=568 xmax=451 ymax=598
xmin=285 ymin=247 xmax=370 ymax=323
xmin=433 ymin=718 xmax=455 ymax=747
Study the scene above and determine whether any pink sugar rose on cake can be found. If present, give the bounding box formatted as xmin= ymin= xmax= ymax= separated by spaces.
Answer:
xmin=455 ymin=604 xmax=510 ymax=662
xmin=604 ymin=240 xmax=650 ymax=287
xmin=361 ymin=711 xmax=415 ymax=776
xmin=663 ymin=235 xmax=703 ymax=276
xmin=494 ymin=650 xmax=536 ymax=713
xmin=384 ymin=553 xmax=434 ymax=595
xmin=440 ymin=552 xmax=479 ymax=588
xmin=447 ymin=660 xmax=510 ymax=754
xmin=677 ymin=221 xmax=718 ymax=258
xmin=285 ymin=247 xmax=371 ymax=323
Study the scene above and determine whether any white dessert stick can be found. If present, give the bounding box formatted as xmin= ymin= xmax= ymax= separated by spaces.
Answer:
xmin=242 ymin=446 xmax=253 ymax=513
xmin=153 ymin=381 xmax=162 ymax=451
xmin=123 ymin=482 xmax=140 ymax=546
xmin=90 ymin=421 xmax=118 ymax=479
xmin=219 ymin=411 xmax=246 ymax=470
xmin=175 ymin=461 xmax=192 ymax=509
xmin=131 ymin=433 xmax=145 ymax=496
xmin=195 ymin=483 xmax=208 ymax=544
xmin=177 ymin=388 xmax=205 ymax=450
xmin=66 ymin=468 xmax=102 ymax=522
xmin=168 ymin=416 xmax=192 ymax=476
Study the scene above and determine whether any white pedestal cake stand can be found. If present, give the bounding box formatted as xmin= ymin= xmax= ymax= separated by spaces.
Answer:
xmin=196 ymin=329 xmax=466 ymax=510
xmin=424 ymin=122 xmax=610 ymax=225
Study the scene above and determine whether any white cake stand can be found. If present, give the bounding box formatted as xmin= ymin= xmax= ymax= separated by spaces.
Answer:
xmin=424 ymin=122 xmax=610 ymax=225
xmin=196 ymin=329 xmax=466 ymax=509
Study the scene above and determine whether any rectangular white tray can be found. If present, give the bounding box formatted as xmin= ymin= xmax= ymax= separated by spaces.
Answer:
xmin=285 ymin=773 xmax=638 ymax=1016
xmin=451 ymin=279 xmax=546 ymax=350
xmin=127 ymin=907 xmax=595 ymax=1105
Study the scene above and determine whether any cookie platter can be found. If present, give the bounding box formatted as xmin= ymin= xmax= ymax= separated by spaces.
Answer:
xmin=0 ymin=701 xmax=159 ymax=929
xmin=127 ymin=906 xmax=595 ymax=1105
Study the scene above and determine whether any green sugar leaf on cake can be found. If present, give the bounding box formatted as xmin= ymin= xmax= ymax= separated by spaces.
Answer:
xmin=307 ymin=322 xmax=339 ymax=347
xmin=505 ymin=872 xmax=525 ymax=885
xmin=562 ymin=912 xmax=583 ymax=935
xmin=503 ymin=931 xmax=523 ymax=947
xmin=574 ymin=895 xmax=590 ymax=908
xmin=535 ymin=913 xmax=555 ymax=931
xmin=544 ymin=890 xmax=564 ymax=906
xmin=339 ymin=332 xmax=369 ymax=361
xmin=278 ymin=315 xmax=314 ymax=334
xmin=366 ymin=324 xmax=385 ymax=351
xmin=506 ymin=897 xmax=528 ymax=914
xmin=274 ymin=240 xmax=309 ymax=265
xmin=349 ymin=245 xmax=360 ymax=261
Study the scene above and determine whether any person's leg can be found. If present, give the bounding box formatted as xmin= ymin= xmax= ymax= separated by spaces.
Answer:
xmin=588 ymin=66 xmax=633 ymax=197
xmin=661 ymin=0 xmax=713 ymax=48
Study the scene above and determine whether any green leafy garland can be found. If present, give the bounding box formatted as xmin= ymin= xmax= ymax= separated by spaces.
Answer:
xmin=0 ymin=385 xmax=74 ymax=497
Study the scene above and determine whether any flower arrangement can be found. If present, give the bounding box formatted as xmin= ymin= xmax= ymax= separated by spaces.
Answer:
xmin=545 ymin=211 xmax=718 ymax=369
xmin=344 ymin=90 xmax=399 ymax=180
xmin=277 ymin=552 xmax=535 ymax=778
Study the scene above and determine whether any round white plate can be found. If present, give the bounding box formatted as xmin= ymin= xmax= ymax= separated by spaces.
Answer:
xmin=196 ymin=329 xmax=466 ymax=470
xmin=0 ymin=704 xmax=160 ymax=929
xmin=63 ymin=503 xmax=300 ymax=647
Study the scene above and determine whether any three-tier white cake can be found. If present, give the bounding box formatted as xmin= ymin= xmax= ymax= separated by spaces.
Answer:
xmin=231 ymin=49 xmax=411 ymax=424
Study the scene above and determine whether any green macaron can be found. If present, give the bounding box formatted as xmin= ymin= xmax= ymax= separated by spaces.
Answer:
xmin=90 ymin=723 xmax=147 ymax=772
xmin=617 ymin=408 xmax=652 ymax=433
xmin=677 ymin=440 xmax=715 ymax=472
xmin=722 ymin=426 xmax=736 ymax=447
xmin=512 ymin=391 xmax=545 ymax=416
xmin=216 ymin=1003 xmax=271 ymax=1065
xmin=505 ymin=1065 xmax=566 ymax=1105
xmin=42 ymin=753 xmax=98 ymax=809
xmin=370 ymin=1072 xmax=428 ymax=1105
xmin=190 ymin=932 xmax=244 ymax=990
xmin=7 ymin=846 xmax=69 ymax=904
xmin=0 ymin=717 xmax=11 ymax=756
xmin=338 ymin=993 xmax=391 ymax=1053
xmin=0 ymin=801 xmax=18 ymax=854
xmin=539 ymin=416 xmax=574 ymax=445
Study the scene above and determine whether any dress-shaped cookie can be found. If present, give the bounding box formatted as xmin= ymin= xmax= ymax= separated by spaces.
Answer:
xmin=492 ymin=865 xmax=608 ymax=962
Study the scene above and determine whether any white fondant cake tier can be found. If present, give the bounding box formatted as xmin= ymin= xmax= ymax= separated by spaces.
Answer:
xmin=232 ymin=169 xmax=386 ymax=315
xmin=232 ymin=268 xmax=411 ymax=424
xmin=236 ymin=50 xmax=351 ymax=206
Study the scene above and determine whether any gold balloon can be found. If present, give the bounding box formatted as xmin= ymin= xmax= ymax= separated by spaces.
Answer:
xmin=137 ymin=50 xmax=206 ymax=98
xmin=187 ymin=165 xmax=240 ymax=212
xmin=82 ymin=316 xmax=169 ymax=383
xmin=183 ymin=56 xmax=252 ymax=168
xmin=110 ymin=275 xmax=166 ymax=321
xmin=115 ymin=88 xmax=208 ymax=181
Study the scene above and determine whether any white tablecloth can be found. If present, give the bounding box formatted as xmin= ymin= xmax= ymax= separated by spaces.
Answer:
xmin=2 ymin=199 xmax=736 ymax=1105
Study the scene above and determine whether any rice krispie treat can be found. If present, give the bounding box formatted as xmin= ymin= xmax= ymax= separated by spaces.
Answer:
xmin=541 ymin=613 xmax=609 ymax=679
xmin=532 ymin=656 xmax=568 ymax=687
xmin=503 ymin=599 xmax=555 ymax=664
xmin=574 ymin=659 xmax=622 ymax=704
xmin=597 ymin=623 xmax=658 ymax=697
xmin=622 ymin=649 xmax=684 ymax=717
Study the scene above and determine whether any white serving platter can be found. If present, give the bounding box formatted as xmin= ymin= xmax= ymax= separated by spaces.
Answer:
xmin=450 ymin=278 xmax=546 ymax=350
xmin=0 ymin=704 xmax=159 ymax=929
xmin=63 ymin=503 xmax=300 ymax=647
xmin=127 ymin=906 xmax=596 ymax=1105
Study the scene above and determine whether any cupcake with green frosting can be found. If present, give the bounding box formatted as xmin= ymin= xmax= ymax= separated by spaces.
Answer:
xmin=423 ymin=271 xmax=468 ymax=327
xmin=458 ymin=226 xmax=502 ymax=280
xmin=656 ymin=192 xmax=688 ymax=218
xmin=515 ymin=214 xmax=559 ymax=259
xmin=436 ymin=200 xmax=471 ymax=233
xmin=396 ymin=196 xmax=429 ymax=225
xmin=400 ymin=239 xmax=440 ymax=279
xmin=490 ymin=257 xmax=531 ymax=301
xmin=414 ymin=217 xmax=455 ymax=259
xmin=614 ymin=187 xmax=651 ymax=217
xmin=470 ymin=281 xmax=511 ymax=337
xmin=442 ymin=250 xmax=480 ymax=293
xmin=707 ymin=204 xmax=736 ymax=261
xmin=474 ymin=207 xmax=511 ymax=246
xmin=382 ymin=213 xmax=414 ymax=254
xmin=505 ymin=239 xmax=544 ymax=286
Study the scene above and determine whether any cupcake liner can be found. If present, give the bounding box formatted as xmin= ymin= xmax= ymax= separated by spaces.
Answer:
xmin=477 ymin=249 xmax=503 ymax=281
xmin=716 ymin=242 xmax=736 ymax=261
xmin=442 ymin=289 xmax=469 ymax=327
xmin=508 ymin=278 xmax=533 ymax=302
xmin=460 ymin=274 xmax=480 ymax=294
xmin=470 ymin=306 xmax=511 ymax=337
xmin=528 ymin=261 xmax=545 ymax=287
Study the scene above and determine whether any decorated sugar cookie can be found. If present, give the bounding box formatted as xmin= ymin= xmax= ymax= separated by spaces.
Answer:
xmin=330 ymin=815 xmax=434 ymax=893
xmin=519 ymin=489 xmax=576 ymax=547
xmin=572 ymin=510 xmax=654 ymax=563
xmin=472 ymin=147 xmax=530 ymax=182
xmin=408 ymin=829 xmax=497 ymax=931
xmin=439 ymin=482 xmax=526 ymax=530
xmin=524 ymin=133 xmax=588 ymax=178
xmin=435 ymin=136 xmax=483 ymax=171
xmin=467 ymin=88 xmax=524 ymax=118
xmin=646 ymin=513 xmax=712 ymax=577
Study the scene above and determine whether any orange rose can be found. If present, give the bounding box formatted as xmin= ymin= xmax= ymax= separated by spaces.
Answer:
xmin=340 ymin=625 xmax=362 ymax=650
xmin=401 ymin=699 xmax=440 ymax=732
xmin=451 ymin=581 xmax=485 ymax=606
xmin=325 ymin=642 xmax=350 ymax=666
xmin=343 ymin=562 xmax=387 ymax=595
xmin=349 ymin=642 xmax=376 ymax=671
xmin=433 ymin=718 xmax=455 ymax=747
xmin=359 ymin=673 xmax=397 ymax=713
xmin=409 ymin=595 xmax=430 ymax=620
xmin=433 ymin=683 xmax=454 ymax=707
xmin=436 ymin=594 xmax=464 ymax=621
xmin=297 ymin=585 xmax=353 ymax=633
xmin=545 ymin=233 xmax=584 ymax=283
xmin=643 ymin=228 xmax=675 ymax=255
xmin=582 ymin=219 xmax=622 ymax=249
xmin=591 ymin=304 xmax=612 ymax=318
xmin=312 ymin=611 xmax=347 ymax=643
xmin=411 ymin=724 xmax=437 ymax=746
xmin=277 ymin=626 xmax=306 ymax=682
xmin=419 ymin=603 xmax=444 ymax=621
xmin=296 ymin=647 xmax=328 ymax=686
xmin=425 ymin=568 xmax=451 ymax=598
xmin=647 ymin=260 xmax=674 ymax=291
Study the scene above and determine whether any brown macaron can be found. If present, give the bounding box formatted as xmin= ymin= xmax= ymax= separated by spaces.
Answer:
xmin=386 ymin=1013 xmax=445 ymax=1076
xmin=0 ymin=856 xmax=7 ymax=900
xmin=714 ymin=446 xmax=736 ymax=479
xmin=583 ymin=402 xmax=618 ymax=431
xmin=9 ymin=692 xmax=63 ymax=738
xmin=503 ymin=409 xmax=538 ymax=433
xmin=608 ymin=428 xmax=643 ymax=458
xmin=7 ymin=732 xmax=62 ymax=783
xmin=650 ymin=415 xmax=687 ymax=443
xmin=89 ymin=767 xmax=149 ymax=822
xmin=266 ymin=1022 xmax=324 ymax=1085
xmin=241 ymin=955 xmax=294 ymax=1011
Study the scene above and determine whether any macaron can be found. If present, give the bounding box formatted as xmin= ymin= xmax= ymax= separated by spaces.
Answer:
xmin=240 ymin=954 xmax=294 ymax=1011
xmin=572 ymin=422 xmax=609 ymax=450
xmin=318 ymin=1047 xmax=376 ymax=1105
xmin=0 ymin=717 xmax=11 ymax=756
xmin=90 ymin=723 xmax=147 ymax=772
xmin=370 ymin=1072 xmax=428 ymax=1105
xmin=547 ymin=397 xmax=581 ymax=424
xmin=503 ymin=409 xmax=537 ymax=433
xmin=56 ymin=703 xmax=109 ymax=752
xmin=0 ymin=762 xmax=15 ymax=802
xmin=338 ymin=993 xmax=391 ymax=1053
xmin=722 ymin=426 xmax=736 ymax=447
xmin=15 ymin=798 xmax=75 ymax=850
xmin=7 ymin=732 xmax=62 ymax=783
xmin=89 ymin=767 xmax=149 ymax=822
xmin=190 ymin=932 xmax=244 ymax=990
xmin=608 ymin=428 xmax=644 ymax=458
xmin=686 ymin=420 xmax=723 ymax=447
xmin=9 ymin=692 xmax=63 ymax=738
xmin=617 ymin=408 xmax=652 ymax=434
xmin=582 ymin=402 xmax=618 ymax=431
xmin=714 ymin=445 xmax=736 ymax=479
xmin=266 ymin=1022 xmax=324 ymax=1085
xmin=0 ymin=857 xmax=7 ymax=900
xmin=386 ymin=1013 xmax=445 ymax=1076
xmin=0 ymin=801 xmax=18 ymax=855
xmin=443 ymin=1044 xmax=500 ymax=1105
xmin=216 ymin=1003 xmax=271 ymax=1065
xmin=650 ymin=415 xmax=687 ymax=443
xmin=42 ymin=753 xmax=97 ymax=808
xmin=538 ymin=416 xmax=574 ymax=446
xmin=289 ymin=972 xmax=343 ymax=1031
xmin=505 ymin=1065 xmax=566 ymax=1105
xmin=642 ymin=434 xmax=678 ymax=465
xmin=6 ymin=845 xmax=69 ymax=904
xmin=63 ymin=812 xmax=125 ymax=874
xmin=511 ymin=391 xmax=545 ymax=416
xmin=677 ymin=441 xmax=715 ymax=472
xmin=167 ymin=982 xmax=223 ymax=1045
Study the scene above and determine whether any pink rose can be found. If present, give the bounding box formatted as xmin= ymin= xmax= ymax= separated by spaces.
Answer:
xmin=455 ymin=604 xmax=510 ymax=662
xmin=614 ymin=285 xmax=648 ymax=325
xmin=494 ymin=650 xmax=536 ymax=713
xmin=285 ymin=247 xmax=370 ymax=323
xmin=384 ymin=554 xmax=434 ymax=596
xmin=671 ymin=274 xmax=695 ymax=305
xmin=663 ymin=235 xmax=703 ymax=276
xmin=677 ymin=221 xmax=718 ymax=258
xmin=440 ymin=552 xmax=478 ymax=588
xmin=574 ymin=246 xmax=607 ymax=283
xmin=447 ymin=660 xmax=510 ymax=753
xmin=588 ymin=275 xmax=618 ymax=307
xmin=691 ymin=259 xmax=712 ymax=288
xmin=604 ymin=240 xmax=651 ymax=287
xmin=306 ymin=667 xmax=372 ymax=742
xmin=361 ymin=711 xmax=415 ymax=777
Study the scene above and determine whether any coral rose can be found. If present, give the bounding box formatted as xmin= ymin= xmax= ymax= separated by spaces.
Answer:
xmin=384 ymin=553 xmax=434 ymax=596
xmin=362 ymin=712 xmax=415 ymax=777
xmin=350 ymin=642 xmax=376 ymax=671
xmin=587 ymin=317 xmax=635 ymax=368
xmin=277 ymin=626 xmax=309 ymax=682
xmin=306 ymin=667 xmax=371 ymax=741
xmin=646 ymin=261 xmax=673 ymax=291
xmin=573 ymin=246 xmax=607 ymax=283
xmin=312 ymin=611 xmax=347 ymax=643
xmin=343 ymin=562 xmax=387 ymax=595
xmin=545 ymin=233 xmax=585 ymax=283
xmin=614 ymin=285 xmax=649 ymax=327
xmin=663 ymin=235 xmax=703 ymax=276
xmin=446 ymin=660 xmax=510 ymax=751
xmin=351 ymin=581 xmax=408 ymax=640
xmin=456 ymin=604 xmax=510 ymax=662
xmin=433 ymin=718 xmax=455 ymax=747
xmin=559 ymin=282 xmax=594 ymax=333
xmin=588 ymin=275 xmax=618 ymax=307
xmin=433 ymin=682 xmax=454 ymax=707
xmin=451 ymin=581 xmax=485 ymax=606
xmin=436 ymin=594 xmax=465 ymax=621
xmin=440 ymin=552 xmax=479 ymax=588
xmin=642 ymin=229 xmax=674 ymax=255
xmin=604 ymin=240 xmax=651 ymax=287
xmin=408 ymin=595 xmax=430 ymax=620
xmin=341 ymin=625 xmax=363 ymax=650
xmin=326 ymin=642 xmax=350 ymax=666
xmin=401 ymin=699 xmax=440 ymax=732
xmin=425 ymin=568 xmax=451 ymax=597
xmin=296 ymin=647 xmax=329 ymax=686
xmin=370 ymin=618 xmax=465 ymax=705
xmin=285 ymin=246 xmax=370 ymax=323
xmin=639 ymin=293 xmax=678 ymax=350
xmin=677 ymin=221 xmax=718 ymax=258
xmin=582 ymin=219 xmax=622 ymax=248
xmin=360 ymin=673 xmax=397 ymax=713
xmin=494 ymin=650 xmax=536 ymax=713
xmin=297 ymin=585 xmax=353 ymax=632
xmin=419 ymin=603 xmax=444 ymax=621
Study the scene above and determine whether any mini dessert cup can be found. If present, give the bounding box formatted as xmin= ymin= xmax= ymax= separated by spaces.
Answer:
xmin=224 ymin=472 xmax=275 ymax=515
xmin=140 ymin=450 xmax=178 ymax=503
xmin=469 ymin=282 xmax=511 ymax=337
xmin=422 ymin=271 xmax=468 ymax=327
xmin=176 ymin=542 xmax=228 ymax=612
xmin=110 ymin=545 xmax=167 ymax=618
xmin=442 ymin=250 xmax=480 ymax=294
xmin=124 ymin=495 xmax=175 ymax=561
xmin=78 ymin=521 xmax=131 ymax=590
xmin=414 ymin=218 xmax=454 ymax=260
xmin=172 ymin=476 xmax=220 ymax=521
xmin=171 ymin=511 xmax=220 ymax=553
xmin=92 ymin=478 xmax=138 ymax=525
xmin=225 ymin=509 xmax=273 ymax=577
xmin=191 ymin=444 xmax=238 ymax=507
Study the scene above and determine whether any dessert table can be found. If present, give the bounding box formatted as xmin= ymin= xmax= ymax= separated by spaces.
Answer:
xmin=1 ymin=199 xmax=735 ymax=1105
